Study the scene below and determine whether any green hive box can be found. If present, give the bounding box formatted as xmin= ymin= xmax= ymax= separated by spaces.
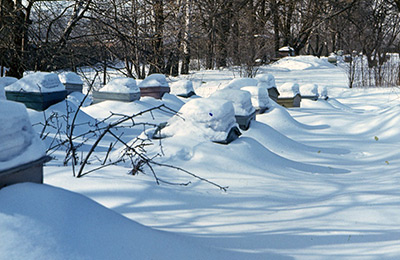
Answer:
xmin=6 ymin=90 xmax=67 ymax=111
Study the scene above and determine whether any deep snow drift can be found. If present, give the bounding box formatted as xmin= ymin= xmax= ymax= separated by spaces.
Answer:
xmin=2 ymin=55 xmax=400 ymax=260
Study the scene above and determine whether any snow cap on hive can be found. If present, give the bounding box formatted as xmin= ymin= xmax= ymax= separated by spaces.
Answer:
xmin=58 ymin=72 xmax=83 ymax=85
xmin=255 ymin=73 xmax=276 ymax=89
xmin=223 ymin=78 xmax=258 ymax=90
xmin=278 ymin=82 xmax=300 ymax=98
xmin=241 ymin=86 xmax=270 ymax=109
xmin=299 ymin=83 xmax=319 ymax=96
xmin=170 ymin=80 xmax=195 ymax=96
xmin=210 ymin=89 xmax=255 ymax=116
xmin=161 ymin=98 xmax=238 ymax=142
xmin=138 ymin=74 xmax=169 ymax=88
xmin=99 ymin=77 xmax=139 ymax=93
xmin=5 ymin=72 xmax=65 ymax=93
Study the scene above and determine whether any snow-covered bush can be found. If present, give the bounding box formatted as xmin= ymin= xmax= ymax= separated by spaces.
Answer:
xmin=5 ymin=72 xmax=65 ymax=93
xmin=99 ymin=77 xmax=139 ymax=93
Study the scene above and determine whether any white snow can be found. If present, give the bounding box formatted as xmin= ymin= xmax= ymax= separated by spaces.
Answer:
xmin=241 ymin=86 xmax=270 ymax=109
xmin=161 ymin=97 xmax=238 ymax=142
xmin=271 ymin=55 xmax=336 ymax=71
xmin=169 ymin=79 xmax=195 ymax=95
xmin=98 ymin=77 xmax=139 ymax=93
xmin=222 ymin=77 xmax=258 ymax=90
xmin=58 ymin=72 xmax=83 ymax=85
xmin=2 ymin=55 xmax=400 ymax=259
xmin=255 ymin=73 xmax=276 ymax=89
xmin=5 ymin=72 xmax=65 ymax=93
xmin=0 ymin=76 xmax=18 ymax=99
xmin=0 ymin=100 xmax=45 ymax=170
xmin=300 ymin=83 xmax=319 ymax=96
xmin=210 ymin=88 xmax=255 ymax=116
xmin=278 ymin=82 xmax=300 ymax=97
xmin=138 ymin=73 xmax=169 ymax=88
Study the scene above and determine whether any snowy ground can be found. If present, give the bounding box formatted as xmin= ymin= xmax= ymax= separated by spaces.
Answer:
xmin=2 ymin=56 xmax=400 ymax=259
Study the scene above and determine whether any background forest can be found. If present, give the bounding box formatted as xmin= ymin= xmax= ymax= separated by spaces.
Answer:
xmin=1 ymin=0 xmax=400 ymax=85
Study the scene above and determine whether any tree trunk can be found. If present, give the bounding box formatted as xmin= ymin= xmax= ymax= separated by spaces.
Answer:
xmin=180 ymin=0 xmax=191 ymax=74
xmin=149 ymin=0 xmax=164 ymax=75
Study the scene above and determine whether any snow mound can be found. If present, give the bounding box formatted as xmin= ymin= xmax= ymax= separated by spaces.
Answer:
xmin=0 ymin=183 xmax=238 ymax=260
xmin=223 ymin=78 xmax=258 ymax=90
xmin=66 ymin=92 xmax=92 ymax=107
xmin=241 ymin=86 xmax=270 ymax=110
xmin=161 ymin=98 xmax=238 ymax=142
xmin=0 ymin=100 xmax=46 ymax=170
xmin=0 ymin=77 xmax=18 ymax=99
xmin=170 ymin=79 xmax=195 ymax=96
xmin=271 ymin=56 xmax=336 ymax=71
xmin=255 ymin=73 xmax=276 ymax=89
xmin=138 ymin=74 xmax=169 ymax=88
xmin=58 ymin=72 xmax=83 ymax=85
xmin=300 ymin=83 xmax=319 ymax=96
xmin=278 ymin=82 xmax=300 ymax=97
xmin=210 ymin=89 xmax=255 ymax=116
xmin=5 ymin=72 xmax=65 ymax=93
xmin=99 ymin=77 xmax=139 ymax=93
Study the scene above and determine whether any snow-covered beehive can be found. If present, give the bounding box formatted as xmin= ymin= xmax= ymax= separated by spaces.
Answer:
xmin=92 ymin=77 xmax=140 ymax=103
xmin=58 ymin=72 xmax=84 ymax=94
xmin=255 ymin=73 xmax=280 ymax=102
xmin=138 ymin=74 xmax=170 ymax=99
xmin=155 ymin=98 xmax=241 ymax=144
xmin=170 ymin=79 xmax=196 ymax=98
xmin=5 ymin=72 xmax=67 ymax=111
xmin=241 ymin=86 xmax=270 ymax=114
xmin=0 ymin=99 xmax=48 ymax=188
xmin=223 ymin=78 xmax=258 ymax=90
xmin=277 ymin=82 xmax=301 ymax=108
xmin=210 ymin=89 xmax=256 ymax=130
xmin=299 ymin=83 xmax=319 ymax=101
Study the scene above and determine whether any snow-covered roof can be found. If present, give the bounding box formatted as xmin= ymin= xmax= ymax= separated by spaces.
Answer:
xmin=255 ymin=73 xmax=276 ymax=89
xmin=161 ymin=98 xmax=238 ymax=142
xmin=0 ymin=100 xmax=46 ymax=171
xmin=58 ymin=72 xmax=83 ymax=85
xmin=278 ymin=82 xmax=300 ymax=97
xmin=99 ymin=77 xmax=139 ymax=93
xmin=299 ymin=83 xmax=319 ymax=96
xmin=5 ymin=72 xmax=65 ymax=93
xmin=241 ymin=86 xmax=270 ymax=109
xmin=210 ymin=89 xmax=255 ymax=116
xmin=138 ymin=74 xmax=169 ymax=88
xmin=223 ymin=78 xmax=258 ymax=90
xmin=270 ymin=55 xmax=335 ymax=71
xmin=169 ymin=79 xmax=195 ymax=96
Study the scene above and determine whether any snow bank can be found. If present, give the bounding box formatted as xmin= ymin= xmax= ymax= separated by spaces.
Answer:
xmin=161 ymin=98 xmax=238 ymax=142
xmin=0 ymin=183 xmax=238 ymax=260
xmin=58 ymin=72 xmax=83 ymax=85
xmin=223 ymin=78 xmax=258 ymax=90
xmin=5 ymin=72 xmax=65 ymax=93
xmin=255 ymin=73 xmax=276 ymax=89
xmin=271 ymin=55 xmax=336 ymax=71
xmin=278 ymin=82 xmax=300 ymax=97
xmin=0 ymin=100 xmax=46 ymax=171
xmin=241 ymin=86 xmax=270 ymax=109
xmin=299 ymin=83 xmax=319 ymax=96
xmin=170 ymin=79 xmax=195 ymax=96
xmin=138 ymin=74 xmax=169 ymax=88
xmin=99 ymin=77 xmax=139 ymax=93
xmin=210 ymin=89 xmax=255 ymax=116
